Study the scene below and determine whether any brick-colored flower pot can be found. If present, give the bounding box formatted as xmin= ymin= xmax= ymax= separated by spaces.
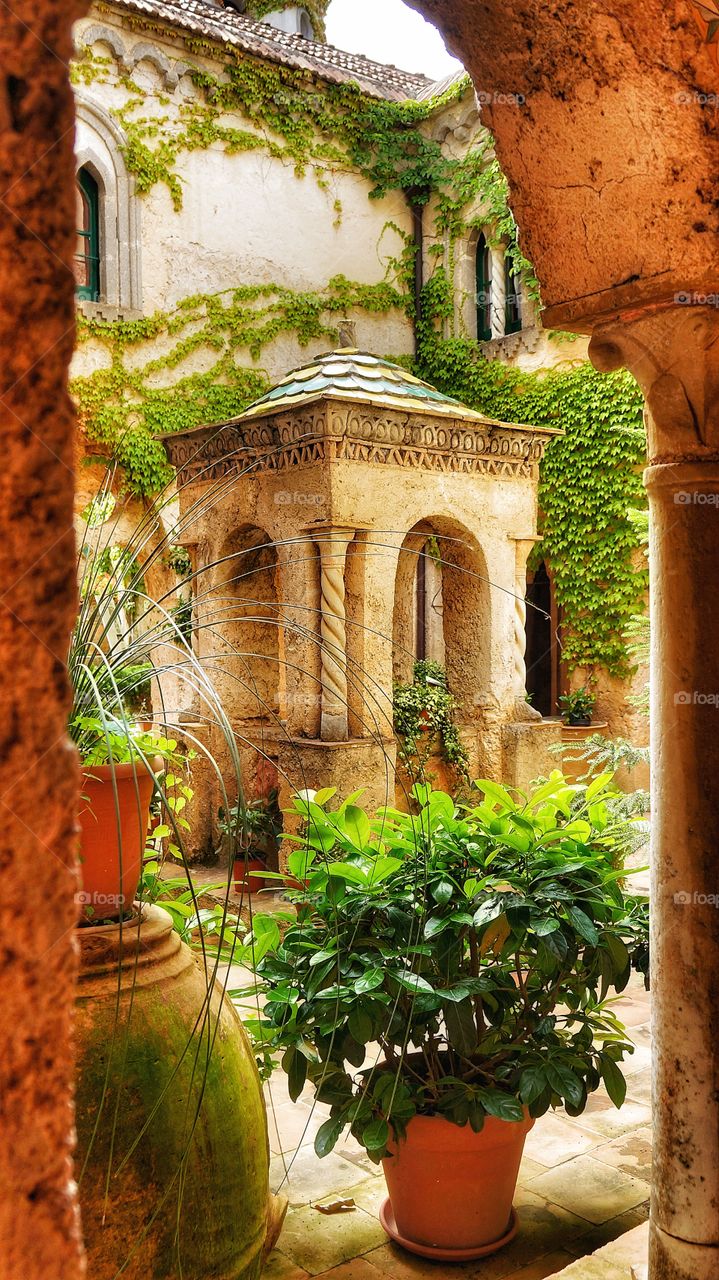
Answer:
xmin=381 ymin=1111 xmax=534 ymax=1260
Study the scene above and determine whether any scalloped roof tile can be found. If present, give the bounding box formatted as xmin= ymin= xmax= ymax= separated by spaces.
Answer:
xmin=233 ymin=350 xmax=504 ymax=423
xmin=105 ymin=0 xmax=435 ymax=100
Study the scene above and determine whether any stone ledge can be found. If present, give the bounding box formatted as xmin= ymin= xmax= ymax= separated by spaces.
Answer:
xmin=549 ymin=1223 xmax=648 ymax=1278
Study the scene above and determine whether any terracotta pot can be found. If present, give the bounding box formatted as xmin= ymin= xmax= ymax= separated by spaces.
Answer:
xmin=74 ymin=906 xmax=283 ymax=1278
xmin=78 ymin=761 xmax=156 ymax=920
xmin=234 ymin=857 xmax=267 ymax=895
xmin=381 ymin=1111 xmax=534 ymax=1259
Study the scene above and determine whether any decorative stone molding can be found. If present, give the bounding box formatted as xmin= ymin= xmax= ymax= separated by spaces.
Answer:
xmin=75 ymin=24 xmax=191 ymax=91
xmin=481 ymin=325 xmax=543 ymax=362
xmin=588 ymin=305 xmax=719 ymax=463
xmin=164 ymin=401 xmax=557 ymax=487
xmin=76 ymin=22 xmax=129 ymax=66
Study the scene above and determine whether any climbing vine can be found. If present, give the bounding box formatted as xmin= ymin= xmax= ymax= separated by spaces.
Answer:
xmin=72 ymin=275 xmax=408 ymax=495
xmin=71 ymin=29 xmax=645 ymax=676
xmin=415 ymin=274 xmax=648 ymax=678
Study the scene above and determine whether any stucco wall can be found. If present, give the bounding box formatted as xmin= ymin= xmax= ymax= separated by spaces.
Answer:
xmin=71 ymin=12 xmax=415 ymax=392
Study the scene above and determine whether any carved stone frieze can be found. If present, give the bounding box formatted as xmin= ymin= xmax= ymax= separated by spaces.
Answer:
xmin=163 ymin=399 xmax=556 ymax=486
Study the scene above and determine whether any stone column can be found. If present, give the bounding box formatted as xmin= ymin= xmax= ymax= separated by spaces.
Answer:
xmin=590 ymin=307 xmax=719 ymax=1280
xmin=509 ymin=535 xmax=542 ymax=721
xmin=0 ymin=2 xmax=87 ymax=1277
xmin=314 ymin=527 xmax=354 ymax=742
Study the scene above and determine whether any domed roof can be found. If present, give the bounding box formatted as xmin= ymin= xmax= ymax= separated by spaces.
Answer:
xmin=236 ymin=350 xmax=489 ymax=423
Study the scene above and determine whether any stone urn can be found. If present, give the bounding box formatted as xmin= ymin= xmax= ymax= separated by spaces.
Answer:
xmin=74 ymin=905 xmax=284 ymax=1279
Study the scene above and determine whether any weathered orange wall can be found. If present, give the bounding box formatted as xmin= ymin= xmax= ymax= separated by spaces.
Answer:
xmin=0 ymin=4 xmax=86 ymax=1277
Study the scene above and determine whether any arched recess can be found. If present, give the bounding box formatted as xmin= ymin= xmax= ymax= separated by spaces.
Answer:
xmin=393 ymin=517 xmax=490 ymax=719
xmin=213 ymin=525 xmax=282 ymax=726
xmin=74 ymin=95 xmax=141 ymax=310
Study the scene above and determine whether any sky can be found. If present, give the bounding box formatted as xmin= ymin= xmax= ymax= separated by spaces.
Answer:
xmin=325 ymin=0 xmax=464 ymax=80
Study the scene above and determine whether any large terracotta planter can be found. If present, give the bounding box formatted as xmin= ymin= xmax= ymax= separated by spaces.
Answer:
xmin=234 ymin=857 xmax=267 ymax=895
xmin=74 ymin=905 xmax=283 ymax=1279
xmin=78 ymin=761 xmax=156 ymax=919
xmin=381 ymin=1111 xmax=534 ymax=1260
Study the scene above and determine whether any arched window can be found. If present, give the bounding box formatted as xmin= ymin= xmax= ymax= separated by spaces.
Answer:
xmin=504 ymin=253 xmax=522 ymax=335
xmin=299 ymin=9 xmax=314 ymax=38
xmin=75 ymin=168 xmax=100 ymax=302
xmin=476 ymin=233 xmax=492 ymax=341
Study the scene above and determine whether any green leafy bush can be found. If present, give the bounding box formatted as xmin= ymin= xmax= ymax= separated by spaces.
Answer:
xmin=244 ymin=773 xmax=649 ymax=1161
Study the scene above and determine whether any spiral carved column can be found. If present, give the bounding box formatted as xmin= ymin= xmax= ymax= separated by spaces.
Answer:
xmin=316 ymin=527 xmax=354 ymax=742
xmin=510 ymin=537 xmax=542 ymax=721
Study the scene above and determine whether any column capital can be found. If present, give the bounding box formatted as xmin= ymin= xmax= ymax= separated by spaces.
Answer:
xmin=588 ymin=303 xmax=719 ymax=465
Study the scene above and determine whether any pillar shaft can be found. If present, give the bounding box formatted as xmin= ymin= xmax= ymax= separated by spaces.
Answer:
xmin=315 ymin=528 xmax=353 ymax=742
xmin=0 ymin=1 xmax=87 ymax=1276
xmin=590 ymin=308 xmax=719 ymax=1280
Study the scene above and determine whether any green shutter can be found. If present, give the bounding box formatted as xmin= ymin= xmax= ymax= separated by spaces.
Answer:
xmin=76 ymin=169 xmax=100 ymax=303
xmin=476 ymin=234 xmax=492 ymax=341
xmin=504 ymin=254 xmax=522 ymax=335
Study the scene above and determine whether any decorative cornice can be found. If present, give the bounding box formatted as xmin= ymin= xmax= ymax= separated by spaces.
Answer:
xmin=162 ymin=400 xmax=557 ymax=486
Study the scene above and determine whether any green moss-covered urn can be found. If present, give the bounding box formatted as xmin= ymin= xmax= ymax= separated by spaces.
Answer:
xmin=75 ymin=906 xmax=279 ymax=1278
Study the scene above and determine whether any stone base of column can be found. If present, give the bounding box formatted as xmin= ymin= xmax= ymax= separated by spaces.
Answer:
xmin=649 ymin=1221 xmax=719 ymax=1280
xmin=502 ymin=719 xmax=562 ymax=791
xmin=276 ymin=737 xmax=397 ymax=857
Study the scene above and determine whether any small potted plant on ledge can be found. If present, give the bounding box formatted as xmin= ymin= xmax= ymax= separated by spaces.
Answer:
xmin=219 ymin=791 xmax=281 ymax=895
xmin=393 ymin=659 xmax=469 ymax=790
xmin=559 ymin=685 xmax=596 ymax=727
xmin=244 ymin=774 xmax=649 ymax=1261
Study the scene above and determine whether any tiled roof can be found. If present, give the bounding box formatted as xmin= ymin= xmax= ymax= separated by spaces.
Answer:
xmin=105 ymin=0 xmax=434 ymax=100
xmin=234 ymin=350 xmax=496 ymax=423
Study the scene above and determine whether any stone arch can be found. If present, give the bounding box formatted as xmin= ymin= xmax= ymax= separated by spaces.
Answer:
xmin=75 ymin=22 xmax=128 ymax=65
xmin=74 ymin=95 xmax=141 ymax=311
xmin=214 ymin=525 xmax=282 ymax=725
xmin=392 ymin=516 xmax=490 ymax=719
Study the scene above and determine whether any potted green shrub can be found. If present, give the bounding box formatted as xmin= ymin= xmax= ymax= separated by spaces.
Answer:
xmin=244 ymin=773 xmax=649 ymax=1261
xmin=218 ymin=792 xmax=281 ymax=895
xmin=559 ymin=686 xmax=596 ymax=727
xmin=72 ymin=714 xmax=182 ymax=922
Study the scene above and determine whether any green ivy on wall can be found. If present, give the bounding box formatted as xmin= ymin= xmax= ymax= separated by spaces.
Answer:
xmin=71 ymin=27 xmax=645 ymax=677
xmin=72 ymin=275 xmax=407 ymax=495
xmin=415 ymin=279 xmax=648 ymax=678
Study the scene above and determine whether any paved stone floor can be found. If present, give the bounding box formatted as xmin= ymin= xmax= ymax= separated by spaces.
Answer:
xmin=254 ymin=971 xmax=652 ymax=1280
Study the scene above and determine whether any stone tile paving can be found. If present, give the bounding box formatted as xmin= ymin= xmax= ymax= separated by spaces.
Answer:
xmin=260 ymin=972 xmax=652 ymax=1280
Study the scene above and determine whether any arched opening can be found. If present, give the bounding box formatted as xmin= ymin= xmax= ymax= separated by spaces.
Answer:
xmin=525 ymin=559 xmax=562 ymax=717
xmin=75 ymin=167 xmax=100 ymax=301
xmin=393 ymin=518 xmax=490 ymax=719
xmin=213 ymin=525 xmax=281 ymax=726
xmin=299 ymin=9 xmax=314 ymax=38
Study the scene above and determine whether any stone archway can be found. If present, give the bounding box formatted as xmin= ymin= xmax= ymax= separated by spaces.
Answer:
xmin=392 ymin=516 xmax=491 ymax=719
xmin=11 ymin=5 xmax=719 ymax=1279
